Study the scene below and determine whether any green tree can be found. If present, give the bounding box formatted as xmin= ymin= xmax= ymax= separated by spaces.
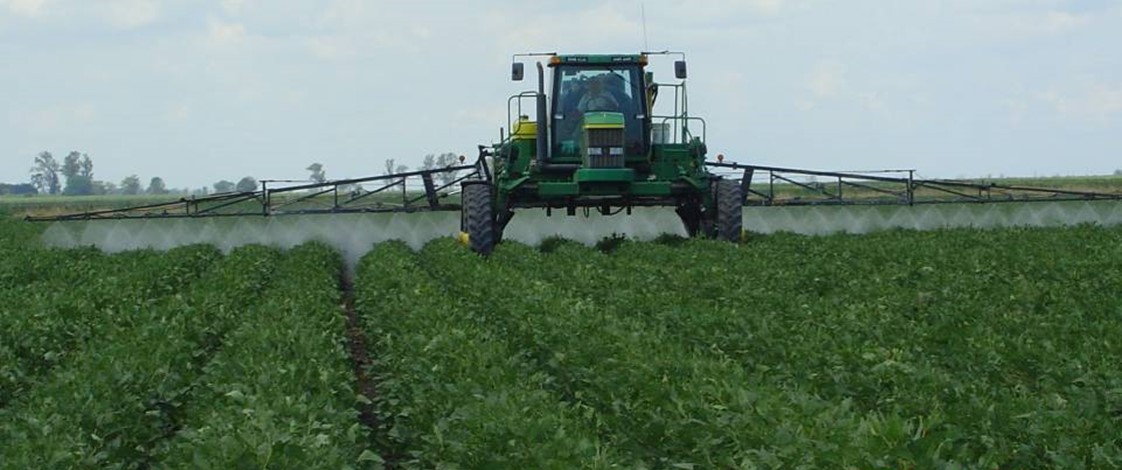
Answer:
xmin=235 ymin=176 xmax=258 ymax=192
xmin=0 ymin=183 xmax=37 ymax=195
xmin=307 ymin=163 xmax=326 ymax=183
xmin=120 ymin=175 xmax=142 ymax=195
xmin=61 ymin=151 xmax=81 ymax=180
xmin=213 ymin=180 xmax=235 ymax=193
xmin=92 ymin=181 xmax=116 ymax=195
xmin=29 ymin=151 xmax=61 ymax=195
xmin=148 ymin=177 xmax=168 ymax=195
xmin=61 ymin=152 xmax=94 ymax=195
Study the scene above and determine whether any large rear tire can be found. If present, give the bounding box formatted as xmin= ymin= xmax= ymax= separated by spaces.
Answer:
xmin=462 ymin=183 xmax=495 ymax=255
xmin=714 ymin=179 xmax=743 ymax=242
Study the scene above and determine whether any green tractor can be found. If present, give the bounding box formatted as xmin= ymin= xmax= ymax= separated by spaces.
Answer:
xmin=461 ymin=52 xmax=743 ymax=254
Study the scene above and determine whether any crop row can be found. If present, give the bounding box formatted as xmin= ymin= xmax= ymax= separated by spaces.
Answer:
xmin=0 ymin=245 xmax=282 ymax=467
xmin=153 ymin=242 xmax=369 ymax=467
xmin=418 ymin=239 xmax=852 ymax=467
xmin=1 ymin=218 xmax=372 ymax=468
xmin=358 ymin=226 xmax=1122 ymax=468
xmin=356 ymin=241 xmax=620 ymax=468
xmin=0 ymin=242 xmax=372 ymax=468
xmin=0 ymin=245 xmax=220 ymax=407
xmin=4 ymin=216 xmax=1120 ymax=467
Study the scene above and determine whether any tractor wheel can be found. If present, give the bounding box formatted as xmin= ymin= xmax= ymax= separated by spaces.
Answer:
xmin=714 ymin=179 xmax=743 ymax=242
xmin=462 ymin=183 xmax=495 ymax=255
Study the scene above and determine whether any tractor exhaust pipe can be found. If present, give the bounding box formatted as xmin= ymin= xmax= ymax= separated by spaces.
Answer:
xmin=535 ymin=61 xmax=549 ymax=168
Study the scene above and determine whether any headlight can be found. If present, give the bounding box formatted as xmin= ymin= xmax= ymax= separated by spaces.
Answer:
xmin=608 ymin=147 xmax=624 ymax=156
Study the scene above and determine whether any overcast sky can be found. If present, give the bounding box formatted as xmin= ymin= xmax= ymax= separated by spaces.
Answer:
xmin=2 ymin=0 xmax=1120 ymax=189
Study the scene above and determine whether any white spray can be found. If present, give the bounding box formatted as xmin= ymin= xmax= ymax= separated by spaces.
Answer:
xmin=41 ymin=201 xmax=1122 ymax=264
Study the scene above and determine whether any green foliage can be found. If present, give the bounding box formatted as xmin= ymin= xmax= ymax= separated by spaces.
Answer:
xmin=29 ymin=151 xmax=61 ymax=195
xmin=212 ymin=180 xmax=235 ymax=193
xmin=537 ymin=235 xmax=580 ymax=253
xmin=120 ymin=175 xmax=142 ymax=195
xmin=0 ymin=183 xmax=37 ymax=195
xmin=155 ymin=242 xmax=367 ymax=468
xmin=356 ymin=241 xmax=623 ymax=468
xmin=2 ymin=213 xmax=1121 ymax=467
xmin=0 ymin=245 xmax=221 ymax=407
xmin=307 ymin=163 xmax=327 ymax=184
xmin=593 ymin=232 xmax=628 ymax=253
xmin=148 ymin=176 xmax=168 ymax=195
xmin=0 ymin=245 xmax=277 ymax=468
xmin=62 ymin=175 xmax=94 ymax=196
xmin=236 ymin=176 xmax=258 ymax=192
xmin=60 ymin=152 xmax=95 ymax=196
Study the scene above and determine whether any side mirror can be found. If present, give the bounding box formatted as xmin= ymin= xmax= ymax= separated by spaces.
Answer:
xmin=674 ymin=60 xmax=687 ymax=79
xmin=512 ymin=62 xmax=524 ymax=81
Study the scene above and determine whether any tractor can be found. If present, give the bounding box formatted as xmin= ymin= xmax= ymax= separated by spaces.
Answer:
xmin=460 ymin=52 xmax=743 ymax=254
xmin=35 ymin=52 xmax=1118 ymax=256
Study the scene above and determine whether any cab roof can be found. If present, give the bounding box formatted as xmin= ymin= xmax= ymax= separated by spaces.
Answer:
xmin=549 ymin=54 xmax=646 ymax=66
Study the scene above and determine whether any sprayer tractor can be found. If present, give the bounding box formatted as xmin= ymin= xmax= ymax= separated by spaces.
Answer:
xmin=461 ymin=52 xmax=742 ymax=254
xmin=26 ymin=51 xmax=1122 ymax=254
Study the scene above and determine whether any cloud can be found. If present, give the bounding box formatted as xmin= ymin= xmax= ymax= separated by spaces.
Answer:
xmin=1038 ymin=11 xmax=1091 ymax=34
xmin=1004 ymin=97 xmax=1030 ymax=124
xmin=670 ymin=0 xmax=787 ymax=19
xmin=488 ymin=5 xmax=641 ymax=51
xmin=1 ymin=0 xmax=47 ymax=17
xmin=12 ymin=103 xmax=97 ymax=132
xmin=858 ymin=92 xmax=887 ymax=113
xmin=971 ymin=10 xmax=1095 ymax=38
xmin=103 ymin=0 xmax=160 ymax=29
xmin=306 ymin=35 xmax=355 ymax=61
xmin=807 ymin=60 xmax=846 ymax=99
xmin=220 ymin=0 xmax=245 ymax=15
xmin=1038 ymin=81 xmax=1122 ymax=120
xmin=749 ymin=0 xmax=784 ymax=15
xmin=207 ymin=19 xmax=247 ymax=46
xmin=166 ymin=102 xmax=190 ymax=122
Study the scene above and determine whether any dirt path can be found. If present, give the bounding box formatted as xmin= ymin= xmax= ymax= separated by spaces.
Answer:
xmin=339 ymin=268 xmax=381 ymax=448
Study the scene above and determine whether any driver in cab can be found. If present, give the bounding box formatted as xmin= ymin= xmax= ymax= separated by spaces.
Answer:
xmin=576 ymin=76 xmax=619 ymax=113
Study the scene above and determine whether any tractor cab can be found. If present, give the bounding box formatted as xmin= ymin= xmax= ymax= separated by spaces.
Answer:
xmin=548 ymin=56 xmax=650 ymax=166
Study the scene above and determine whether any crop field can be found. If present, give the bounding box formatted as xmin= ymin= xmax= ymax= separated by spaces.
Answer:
xmin=2 ymin=214 xmax=1121 ymax=468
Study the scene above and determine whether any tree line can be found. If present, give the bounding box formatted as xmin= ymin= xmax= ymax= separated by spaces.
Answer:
xmin=25 ymin=151 xmax=193 ymax=197
xmin=5 ymin=151 xmax=465 ymax=197
xmin=20 ymin=151 xmax=263 ymax=197
xmin=383 ymin=152 xmax=463 ymax=185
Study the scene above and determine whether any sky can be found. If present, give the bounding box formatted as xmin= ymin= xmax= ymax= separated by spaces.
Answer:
xmin=2 ymin=0 xmax=1121 ymax=190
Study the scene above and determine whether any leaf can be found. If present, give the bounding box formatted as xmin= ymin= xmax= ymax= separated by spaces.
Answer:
xmin=357 ymin=449 xmax=385 ymax=463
